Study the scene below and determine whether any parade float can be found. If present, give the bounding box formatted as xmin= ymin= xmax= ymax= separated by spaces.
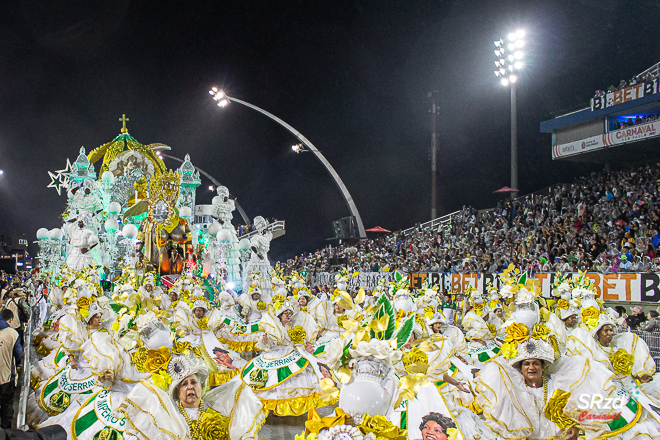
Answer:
xmin=38 ymin=115 xmax=252 ymax=292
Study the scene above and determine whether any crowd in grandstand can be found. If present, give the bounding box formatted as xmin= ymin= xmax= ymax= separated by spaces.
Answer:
xmin=613 ymin=114 xmax=660 ymax=130
xmin=283 ymin=163 xmax=660 ymax=276
xmin=594 ymin=70 xmax=658 ymax=98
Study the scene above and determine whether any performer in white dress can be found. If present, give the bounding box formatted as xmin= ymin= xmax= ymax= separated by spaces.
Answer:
xmin=64 ymin=210 xmax=100 ymax=272
xmin=477 ymin=287 xmax=644 ymax=440
xmin=120 ymin=354 xmax=265 ymax=440
xmin=174 ymin=294 xmax=247 ymax=386
xmin=241 ymin=296 xmax=332 ymax=416
xmin=566 ymin=305 xmax=660 ymax=439
xmin=217 ymin=274 xmax=266 ymax=353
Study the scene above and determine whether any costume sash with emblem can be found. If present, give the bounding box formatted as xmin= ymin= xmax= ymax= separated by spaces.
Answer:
xmin=72 ymin=389 xmax=127 ymax=440
xmin=620 ymin=376 xmax=658 ymax=424
xmin=312 ymin=334 xmax=341 ymax=356
xmin=39 ymin=365 xmax=98 ymax=416
xmin=221 ymin=312 xmax=261 ymax=335
xmin=467 ymin=341 xmax=501 ymax=363
xmin=241 ymin=348 xmax=309 ymax=390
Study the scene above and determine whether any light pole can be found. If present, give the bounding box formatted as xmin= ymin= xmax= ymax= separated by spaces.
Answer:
xmin=429 ymin=90 xmax=439 ymax=220
xmin=209 ymin=88 xmax=367 ymax=239
xmin=494 ymin=29 xmax=525 ymax=199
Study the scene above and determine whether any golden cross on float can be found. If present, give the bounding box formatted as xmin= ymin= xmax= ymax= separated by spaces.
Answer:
xmin=119 ymin=114 xmax=129 ymax=133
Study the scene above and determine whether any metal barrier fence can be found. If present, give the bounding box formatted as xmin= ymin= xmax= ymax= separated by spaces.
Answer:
xmin=16 ymin=307 xmax=37 ymax=429
xmin=631 ymin=330 xmax=660 ymax=372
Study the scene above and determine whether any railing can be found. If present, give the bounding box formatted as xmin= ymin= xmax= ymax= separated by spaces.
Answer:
xmin=399 ymin=182 xmax=566 ymax=238
xmin=631 ymin=330 xmax=660 ymax=372
xmin=237 ymin=220 xmax=286 ymax=241
xmin=636 ymin=62 xmax=660 ymax=80
xmin=16 ymin=306 xmax=36 ymax=429
xmin=400 ymin=212 xmax=459 ymax=236
xmin=516 ymin=183 xmax=566 ymax=201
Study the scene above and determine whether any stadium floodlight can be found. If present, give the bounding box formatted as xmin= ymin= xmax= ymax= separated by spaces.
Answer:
xmin=210 ymin=88 xmax=230 ymax=108
xmin=492 ymin=29 xmax=528 ymax=201
xmin=210 ymin=87 xmax=225 ymax=100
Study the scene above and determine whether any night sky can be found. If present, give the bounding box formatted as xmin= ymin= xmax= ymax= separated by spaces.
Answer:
xmin=0 ymin=0 xmax=657 ymax=260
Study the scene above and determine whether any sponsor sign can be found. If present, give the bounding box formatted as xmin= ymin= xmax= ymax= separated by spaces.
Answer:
xmin=313 ymin=271 xmax=660 ymax=302
xmin=591 ymin=78 xmax=658 ymax=111
xmin=310 ymin=271 xmax=397 ymax=289
xmin=553 ymin=121 xmax=660 ymax=159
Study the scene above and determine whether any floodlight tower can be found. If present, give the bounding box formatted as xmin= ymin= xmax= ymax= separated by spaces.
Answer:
xmin=494 ymin=30 xmax=525 ymax=198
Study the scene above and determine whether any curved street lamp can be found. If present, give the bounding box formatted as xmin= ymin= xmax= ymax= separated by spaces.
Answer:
xmin=209 ymin=88 xmax=366 ymax=239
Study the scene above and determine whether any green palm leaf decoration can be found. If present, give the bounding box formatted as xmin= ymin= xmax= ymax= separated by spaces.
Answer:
xmin=396 ymin=314 xmax=416 ymax=349
xmin=370 ymin=294 xmax=396 ymax=340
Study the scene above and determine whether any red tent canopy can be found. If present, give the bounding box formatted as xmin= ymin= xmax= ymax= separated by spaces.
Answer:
xmin=366 ymin=226 xmax=391 ymax=233
xmin=493 ymin=186 xmax=519 ymax=193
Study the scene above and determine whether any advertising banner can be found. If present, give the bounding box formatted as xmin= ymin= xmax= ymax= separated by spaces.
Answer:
xmin=312 ymin=271 xmax=660 ymax=303
xmin=310 ymin=271 xmax=398 ymax=290
xmin=590 ymin=78 xmax=658 ymax=111
xmin=553 ymin=121 xmax=660 ymax=159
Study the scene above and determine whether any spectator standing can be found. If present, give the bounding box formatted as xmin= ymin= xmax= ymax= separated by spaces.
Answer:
xmin=0 ymin=309 xmax=21 ymax=428
xmin=643 ymin=310 xmax=660 ymax=332
xmin=3 ymin=288 xmax=29 ymax=344
xmin=626 ymin=306 xmax=647 ymax=330
xmin=614 ymin=305 xmax=628 ymax=321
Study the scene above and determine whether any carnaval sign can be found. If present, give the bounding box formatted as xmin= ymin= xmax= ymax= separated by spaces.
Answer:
xmin=315 ymin=271 xmax=660 ymax=303
xmin=553 ymin=121 xmax=660 ymax=159
xmin=591 ymin=78 xmax=658 ymax=111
